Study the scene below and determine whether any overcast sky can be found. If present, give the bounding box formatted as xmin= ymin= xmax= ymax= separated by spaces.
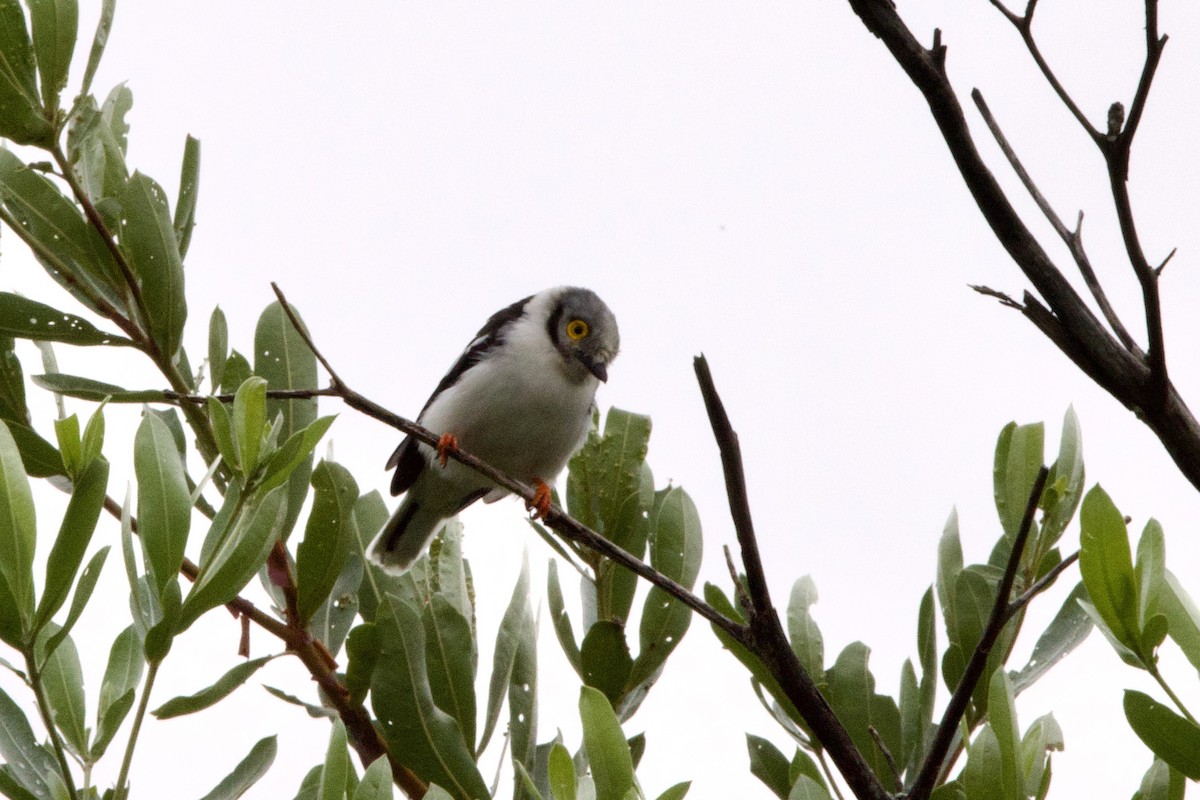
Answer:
xmin=9 ymin=2 xmax=1200 ymax=797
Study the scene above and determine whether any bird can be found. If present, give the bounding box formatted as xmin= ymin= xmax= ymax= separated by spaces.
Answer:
xmin=368 ymin=286 xmax=620 ymax=572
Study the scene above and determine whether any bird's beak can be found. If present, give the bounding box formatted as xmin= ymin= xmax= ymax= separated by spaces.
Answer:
xmin=575 ymin=352 xmax=608 ymax=382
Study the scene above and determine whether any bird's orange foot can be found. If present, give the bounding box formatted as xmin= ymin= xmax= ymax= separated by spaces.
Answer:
xmin=526 ymin=480 xmax=552 ymax=519
xmin=436 ymin=433 xmax=459 ymax=467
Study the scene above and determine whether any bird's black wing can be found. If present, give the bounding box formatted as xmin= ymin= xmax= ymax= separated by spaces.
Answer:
xmin=387 ymin=293 xmax=535 ymax=496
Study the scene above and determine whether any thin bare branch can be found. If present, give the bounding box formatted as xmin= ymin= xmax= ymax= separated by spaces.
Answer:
xmin=694 ymin=355 xmax=892 ymax=800
xmin=971 ymin=89 xmax=1140 ymax=354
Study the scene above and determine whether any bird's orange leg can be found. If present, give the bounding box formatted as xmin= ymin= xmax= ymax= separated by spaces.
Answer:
xmin=526 ymin=480 xmax=552 ymax=519
xmin=435 ymin=433 xmax=459 ymax=467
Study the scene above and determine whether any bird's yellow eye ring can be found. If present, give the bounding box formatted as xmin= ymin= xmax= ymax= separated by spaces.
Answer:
xmin=566 ymin=319 xmax=589 ymax=340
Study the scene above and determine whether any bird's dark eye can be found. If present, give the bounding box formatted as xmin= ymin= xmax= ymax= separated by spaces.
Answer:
xmin=566 ymin=319 xmax=589 ymax=340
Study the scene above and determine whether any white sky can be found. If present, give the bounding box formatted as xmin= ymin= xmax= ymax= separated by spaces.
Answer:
xmin=8 ymin=1 xmax=1200 ymax=797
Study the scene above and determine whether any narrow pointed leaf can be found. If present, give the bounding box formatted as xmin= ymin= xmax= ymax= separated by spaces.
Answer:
xmin=372 ymin=596 xmax=488 ymax=799
xmin=316 ymin=720 xmax=350 ymax=800
xmin=255 ymin=300 xmax=317 ymax=537
xmin=152 ymin=656 xmax=274 ymax=719
xmin=0 ymin=1 xmax=52 ymax=144
xmin=179 ymin=484 xmax=286 ymax=631
xmin=174 ymin=135 xmax=200 ymax=259
xmin=41 ymin=545 xmax=107 ymax=663
xmin=0 ymin=684 xmax=61 ymax=798
xmin=27 ymin=0 xmax=76 ymax=111
xmin=547 ymin=560 xmax=581 ymax=677
xmin=479 ymin=556 xmax=530 ymax=755
xmin=579 ymin=686 xmax=633 ymax=800
xmin=38 ymin=624 xmax=87 ymax=758
xmin=121 ymin=171 xmax=187 ymax=356
xmin=1079 ymin=485 xmax=1141 ymax=656
xmin=196 ymin=735 xmax=277 ymax=800
xmin=93 ymin=625 xmax=142 ymax=760
xmin=0 ymin=420 xmax=35 ymax=634
xmin=581 ymin=621 xmax=632 ymax=708
xmin=135 ymin=410 xmax=190 ymax=600
xmin=994 ymin=422 xmax=1044 ymax=541
xmin=0 ymin=293 xmax=130 ymax=346
xmin=1010 ymin=582 xmax=1092 ymax=694
xmin=788 ymin=777 xmax=834 ymax=800
xmin=1159 ymin=570 xmax=1200 ymax=674
xmin=509 ymin=574 xmax=538 ymax=794
xmin=36 ymin=457 xmax=107 ymax=630
xmin=295 ymin=460 xmax=357 ymax=625
xmin=232 ymin=376 xmax=266 ymax=479
xmin=32 ymin=373 xmax=162 ymax=402
xmin=547 ymin=742 xmax=576 ymax=800
xmin=422 ymin=595 xmax=477 ymax=747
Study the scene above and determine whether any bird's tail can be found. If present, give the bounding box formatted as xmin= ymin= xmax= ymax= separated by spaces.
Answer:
xmin=368 ymin=498 xmax=447 ymax=573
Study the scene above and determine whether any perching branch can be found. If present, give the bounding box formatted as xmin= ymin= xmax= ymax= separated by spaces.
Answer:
xmin=907 ymin=465 xmax=1049 ymax=800
xmin=268 ymin=283 xmax=746 ymax=643
xmin=693 ymin=355 xmax=892 ymax=800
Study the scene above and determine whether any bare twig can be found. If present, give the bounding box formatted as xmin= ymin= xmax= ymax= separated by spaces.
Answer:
xmin=694 ymin=355 xmax=891 ymax=800
xmin=908 ymin=466 xmax=1049 ymax=800
xmin=969 ymin=284 xmax=1023 ymax=310
xmin=971 ymin=89 xmax=1139 ymax=354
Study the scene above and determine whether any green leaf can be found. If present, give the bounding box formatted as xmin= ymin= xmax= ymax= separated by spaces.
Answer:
xmin=255 ymin=300 xmax=317 ymax=538
xmin=32 ymin=372 xmax=161 ymax=403
xmin=38 ymin=624 xmax=87 ymax=758
xmin=208 ymin=397 xmax=239 ymax=471
xmin=92 ymin=625 xmax=142 ymax=760
xmin=144 ymin=574 xmax=181 ymax=663
xmin=787 ymin=776 xmax=834 ymax=800
xmin=579 ymin=686 xmax=633 ymax=800
xmin=994 ymin=421 xmax=1044 ymax=542
xmin=308 ymin=551 xmax=361 ymax=659
xmin=79 ymin=403 xmax=104 ymax=468
xmin=232 ymin=376 xmax=267 ymax=479
xmin=509 ymin=568 xmax=539 ymax=794
xmin=27 ymin=0 xmax=75 ymax=111
xmin=422 ymin=595 xmax=477 ymax=748
xmin=655 ymin=783 xmax=690 ymax=800
xmin=0 ymin=420 xmax=36 ymax=635
xmin=53 ymin=413 xmax=79 ymax=476
xmin=547 ymin=560 xmax=581 ymax=677
xmin=936 ymin=509 xmax=963 ymax=641
xmin=824 ymin=642 xmax=897 ymax=783
xmin=1159 ymin=570 xmax=1200 ymax=674
xmin=353 ymin=757 xmax=394 ymax=800
xmin=1078 ymin=485 xmax=1141 ymax=659
xmin=1037 ymin=407 xmax=1084 ymax=551
xmin=1136 ymin=520 xmax=1165 ymax=634
xmin=371 ymin=595 xmax=489 ymax=799
xmin=1124 ymin=690 xmax=1200 ymax=779
xmin=208 ymin=306 xmax=228 ymax=391
xmin=547 ymin=742 xmax=576 ymax=800
xmin=344 ymin=623 xmax=379 ymax=707
xmin=196 ymin=735 xmax=277 ymax=800
xmin=40 ymin=544 xmax=106 ymax=665
xmin=0 ymin=293 xmax=130 ymax=346
xmin=581 ymin=621 xmax=632 ymax=709
xmin=349 ymin=491 xmax=389 ymax=624
xmin=1019 ymin=714 xmax=1062 ymax=798
xmin=66 ymin=86 xmax=129 ymax=203
xmin=316 ymin=720 xmax=350 ymax=800
xmin=629 ymin=485 xmax=701 ymax=691
xmin=986 ymin=670 xmax=1022 ymax=800
xmin=35 ymin=457 xmax=107 ymax=631
xmin=0 ymin=0 xmax=52 ymax=144
xmin=179 ymin=484 xmax=287 ymax=631
xmin=135 ymin=410 xmax=191 ymax=601
xmin=0 ymin=684 xmax=62 ymax=798
xmin=296 ymin=460 xmax=357 ymax=625
xmin=152 ymin=656 xmax=273 ymax=719
xmin=120 ymin=171 xmax=188 ymax=357
xmin=1132 ymin=759 xmax=1185 ymax=800
xmin=479 ymin=555 xmax=531 ymax=755
xmin=78 ymin=0 xmax=113 ymax=96
xmin=221 ymin=349 xmax=251 ymax=394
xmin=0 ymin=151 xmax=121 ymax=314
xmin=786 ymin=575 xmax=823 ymax=686
xmin=961 ymin=724 xmax=1005 ymax=800
xmin=174 ymin=135 xmax=200 ymax=259
xmin=1009 ymin=582 xmax=1092 ymax=694
xmin=746 ymin=734 xmax=790 ymax=799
